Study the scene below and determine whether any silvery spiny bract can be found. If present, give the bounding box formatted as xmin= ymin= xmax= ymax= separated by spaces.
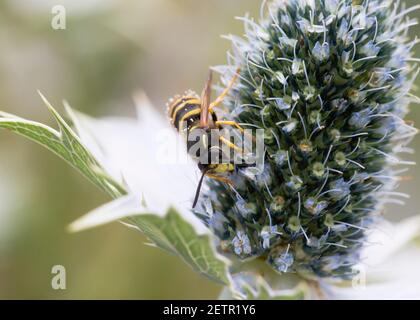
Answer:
xmin=196 ymin=0 xmax=419 ymax=279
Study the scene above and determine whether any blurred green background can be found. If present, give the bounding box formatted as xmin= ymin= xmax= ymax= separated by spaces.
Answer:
xmin=0 ymin=0 xmax=418 ymax=299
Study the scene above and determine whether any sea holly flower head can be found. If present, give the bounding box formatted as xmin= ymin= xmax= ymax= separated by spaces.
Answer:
xmin=202 ymin=0 xmax=419 ymax=281
xmin=1 ymin=0 xmax=420 ymax=300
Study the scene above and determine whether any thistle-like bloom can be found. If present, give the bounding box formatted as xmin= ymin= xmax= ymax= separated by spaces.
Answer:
xmin=1 ymin=0 xmax=420 ymax=299
xmin=199 ymin=0 xmax=419 ymax=280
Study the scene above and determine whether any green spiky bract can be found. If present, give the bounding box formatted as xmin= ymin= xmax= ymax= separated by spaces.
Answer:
xmin=196 ymin=0 xmax=418 ymax=279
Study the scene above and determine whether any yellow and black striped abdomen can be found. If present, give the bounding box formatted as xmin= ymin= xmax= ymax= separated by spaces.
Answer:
xmin=168 ymin=95 xmax=217 ymax=133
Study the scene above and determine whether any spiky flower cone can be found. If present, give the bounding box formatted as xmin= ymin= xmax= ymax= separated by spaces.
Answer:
xmin=197 ymin=0 xmax=418 ymax=279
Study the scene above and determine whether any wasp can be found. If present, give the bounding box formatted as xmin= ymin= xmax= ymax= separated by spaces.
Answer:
xmin=168 ymin=68 xmax=251 ymax=208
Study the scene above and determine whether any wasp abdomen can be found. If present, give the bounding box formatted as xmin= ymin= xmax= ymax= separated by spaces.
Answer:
xmin=168 ymin=95 xmax=216 ymax=132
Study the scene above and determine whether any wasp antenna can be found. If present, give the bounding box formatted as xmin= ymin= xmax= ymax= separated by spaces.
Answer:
xmin=192 ymin=170 xmax=208 ymax=208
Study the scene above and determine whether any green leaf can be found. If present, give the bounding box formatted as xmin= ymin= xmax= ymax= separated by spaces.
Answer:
xmin=68 ymin=195 xmax=230 ymax=285
xmin=1 ymin=96 xmax=231 ymax=286
xmin=0 ymin=92 xmax=126 ymax=198
xmin=129 ymin=208 xmax=230 ymax=285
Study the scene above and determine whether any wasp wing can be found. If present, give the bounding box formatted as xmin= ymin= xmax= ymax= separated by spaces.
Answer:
xmin=200 ymin=70 xmax=213 ymax=128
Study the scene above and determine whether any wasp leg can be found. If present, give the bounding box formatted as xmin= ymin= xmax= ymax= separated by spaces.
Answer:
xmin=216 ymin=120 xmax=245 ymax=133
xmin=205 ymin=173 xmax=234 ymax=186
xmin=216 ymin=120 xmax=256 ymax=142
xmin=209 ymin=68 xmax=240 ymax=111
xmin=219 ymin=135 xmax=243 ymax=152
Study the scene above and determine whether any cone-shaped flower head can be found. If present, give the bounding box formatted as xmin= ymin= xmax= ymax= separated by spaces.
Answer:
xmin=196 ymin=0 xmax=418 ymax=279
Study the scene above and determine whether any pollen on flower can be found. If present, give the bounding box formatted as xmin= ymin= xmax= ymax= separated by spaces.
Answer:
xmin=304 ymin=198 xmax=328 ymax=216
xmin=270 ymin=195 xmax=285 ymax=214
xmin=194 ymin=0 xmax=418 ymax=279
